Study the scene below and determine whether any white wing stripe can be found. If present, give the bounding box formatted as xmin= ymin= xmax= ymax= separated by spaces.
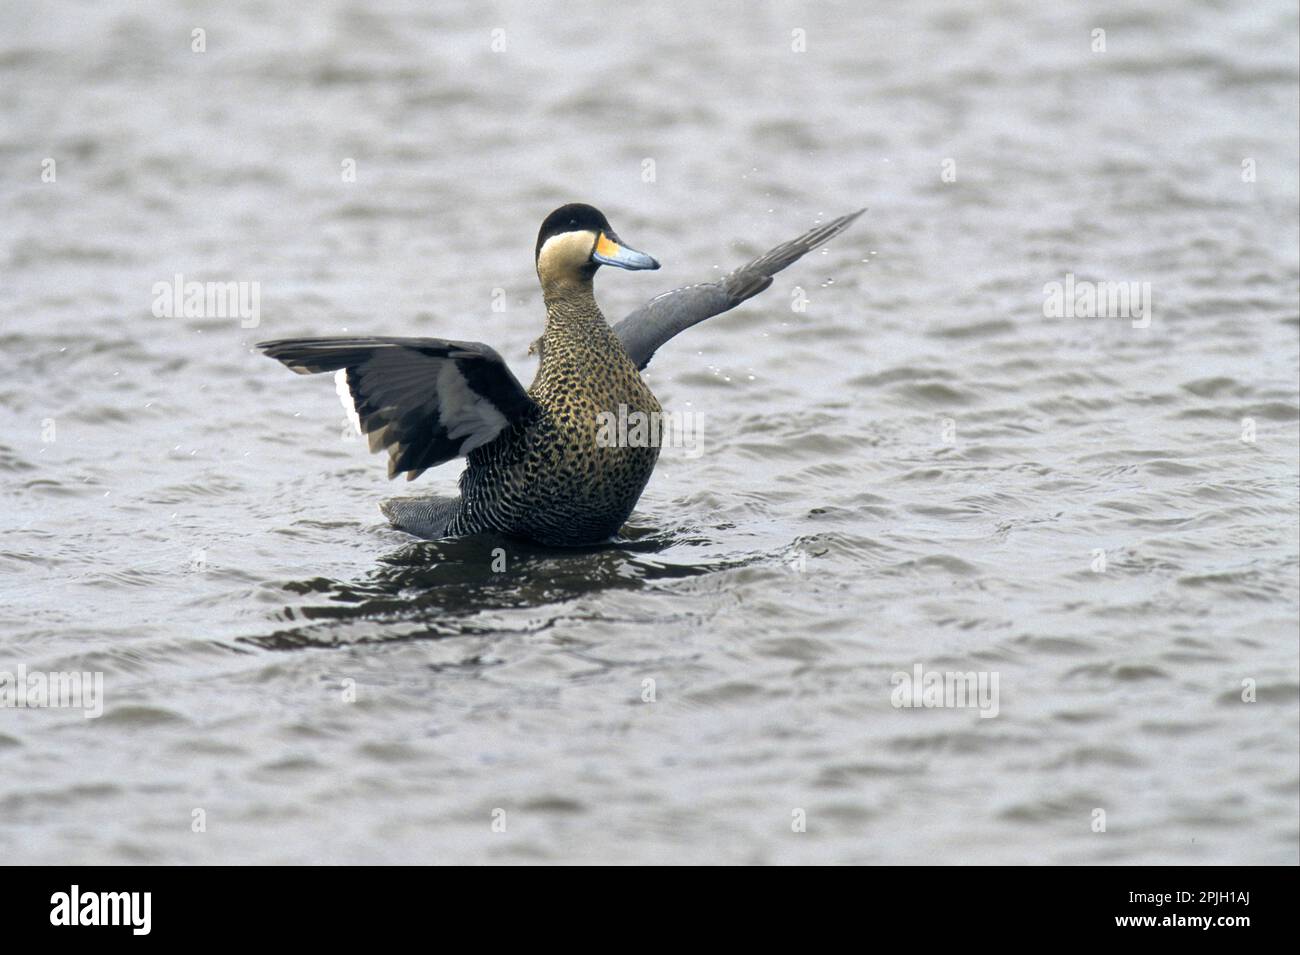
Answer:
xmin=334 ymin=369 xmax=363 ymax=436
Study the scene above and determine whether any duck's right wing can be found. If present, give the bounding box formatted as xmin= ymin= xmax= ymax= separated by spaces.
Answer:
xmin=611 ymin=209 xmax=866 ymax=371
xmin=257 ymin=336 xmax=537 ymax=481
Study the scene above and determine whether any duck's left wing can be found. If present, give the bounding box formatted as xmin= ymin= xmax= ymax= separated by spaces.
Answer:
xmin=258 ymin=336 xmax=537 ymax=481
xmin=611 ymin=209 xmax=865 ymax=371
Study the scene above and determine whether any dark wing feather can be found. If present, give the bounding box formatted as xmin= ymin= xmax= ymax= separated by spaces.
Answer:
xmin=611 ymin=209 xmax=866 ymax=370
xmin=257 ymin=336 xmax=537 ymax=480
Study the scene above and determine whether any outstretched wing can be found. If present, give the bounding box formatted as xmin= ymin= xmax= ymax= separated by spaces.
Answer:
xmin=611 ymin=209 xmax=866 ymax=370
xmin=257 ymin=336 xmax=537 ymax=481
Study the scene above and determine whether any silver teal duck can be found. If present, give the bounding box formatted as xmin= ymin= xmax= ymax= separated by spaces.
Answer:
xmin=258 ymin=203 xmax=863 ymax=546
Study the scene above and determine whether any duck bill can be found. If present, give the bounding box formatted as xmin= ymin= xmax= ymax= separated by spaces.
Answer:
xmin=592 ymin=231 xmax=659 ymax=270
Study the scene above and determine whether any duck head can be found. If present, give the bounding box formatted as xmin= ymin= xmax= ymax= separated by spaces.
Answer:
xmin=535 ymin=203 xmax=659 ymax=293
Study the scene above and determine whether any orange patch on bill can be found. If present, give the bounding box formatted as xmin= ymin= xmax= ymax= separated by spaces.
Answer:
xmin=595 ymin=233 xmax=621 ymax=258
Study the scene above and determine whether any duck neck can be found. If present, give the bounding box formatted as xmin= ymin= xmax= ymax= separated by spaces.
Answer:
xmin=541 ymin=275 xmax=605 ymax=337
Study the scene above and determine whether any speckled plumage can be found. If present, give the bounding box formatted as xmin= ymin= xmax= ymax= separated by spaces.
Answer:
xmin=445 ymin=284 xmax=662 ymax=545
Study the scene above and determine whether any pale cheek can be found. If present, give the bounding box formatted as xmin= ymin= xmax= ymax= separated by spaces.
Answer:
xmin=537 ymin=231 xmax=596 ymax=279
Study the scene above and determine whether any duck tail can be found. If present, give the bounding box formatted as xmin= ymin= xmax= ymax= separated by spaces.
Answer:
xmin=379 ymin=495 xmax=461 ymax=540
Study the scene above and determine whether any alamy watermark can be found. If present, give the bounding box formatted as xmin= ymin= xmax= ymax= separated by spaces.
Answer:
xmin=1044 ymin=272 xmax=1151 ymax=328
xmin=50 ymin=885 xmax=150 ymax=935
xmin=595 ymin=403 xmax=704 ymax=458
xmin=891 ymin=663 xmax=999 ymax=719
xmin=0 ymin=664 xmax=104 ymax=718
xmin=151 ymin=273 xmax=261 ymax=328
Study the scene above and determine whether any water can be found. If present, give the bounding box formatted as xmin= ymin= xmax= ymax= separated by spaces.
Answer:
xmin=1 ymin=0 xmax=1297 ymax=864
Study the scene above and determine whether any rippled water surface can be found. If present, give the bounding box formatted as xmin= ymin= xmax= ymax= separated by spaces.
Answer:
xmin=2 ymin=0 xmax=1297 ymax=864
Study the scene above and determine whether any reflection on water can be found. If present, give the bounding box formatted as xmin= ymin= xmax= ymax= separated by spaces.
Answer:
xmin=248 ymin=525 xmax=747 ymax=650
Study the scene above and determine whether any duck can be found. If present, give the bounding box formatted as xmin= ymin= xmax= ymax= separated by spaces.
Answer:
xmin=258 ymin=203 xmax=863 ymax=546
